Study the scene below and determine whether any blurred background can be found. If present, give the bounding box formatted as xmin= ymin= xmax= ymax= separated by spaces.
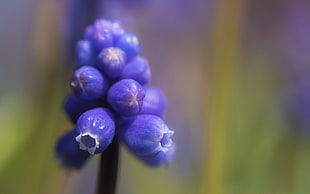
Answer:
xmin=1 ymin=0 xmax=310 ymax=193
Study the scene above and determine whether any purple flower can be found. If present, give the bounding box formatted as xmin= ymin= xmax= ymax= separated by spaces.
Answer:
xmin=281 ymin=0 xmax=310 ymax=75
xmin=115 ymin=33 xmax=140 ymax=61
xmin=84 ymin=24 xmax=114 ymax=51
xmin=120 ymin=56 xmax=151 ymax=85
xmin=63 ymin=94 xmax=102 ymax=123
xmin=107 ymin=79 xmax=145 ymax=116
xmin=140 ymin=88 xmax=166 ymax=116
xmin=118 ymin=115 xmax=175 ymax=166
xmin=83 ymin=19 xmax=126 ymax=51
xmin=70 ymin=66 xmax=109 ymax=100
xmin=55 ymin=131 xmax=91 ymax=170
xmin=109 ymin=20 xmax=126 ymax=42
xmin=97 ymin=47 xmax=127 ymax=78
xmin=75 ymin=40 xmax=95 ymax=67
xmin=74 ymin=108 xmax=116 ymax=154
xmin=57 ymin=18 xmax=176 ymax=173
xmin=284 ymin=79 xmax=310 ymax=134
xmin=93 ymin=19 xmax=125 ymax=41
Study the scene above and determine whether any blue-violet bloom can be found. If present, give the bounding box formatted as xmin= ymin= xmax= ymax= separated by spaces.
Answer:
xmin=75 ymin=40 xmax=95 ymax=67
xmin=74 ymin=108 xmax=116 ymax=154
xmin=84 ymin=24 xmax=114 ymax=51
xmin=70 ymin=66 xmax=109 ymax=100
xmin=55 ymin=131 xmax=91 ymax=169
xmin=63 ymin=94 xmax=102 ymax=123
xmin=120 ymin=56 xmax=151 ymax=85
xmin=107 ymin=79 xmax=145 ymax=116
xmin=97 ymin=47 xmax=127 ymax=78
xmin=115 ymin=33 xmax=140 ymax=61
xmin=140 ymin=88 xmax=166 ymax=116
xmin=109 ymin=20 xmax=126 ymax=42
xmin=118 ymin=114 xmax=175 ymax=166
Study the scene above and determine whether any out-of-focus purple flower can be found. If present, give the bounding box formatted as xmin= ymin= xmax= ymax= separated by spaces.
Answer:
xmin=276 ymin=0 xmax=310 ymax=136
xmin=140 ymin=88 xmax=166 ymax=116
xmin=70 ymin=66 xmax=109 ymax=100
xmin=85 ymin=26 xmax=114 ymax=52
xmin=83 ymin=19 xmax=126 ymax=54
xmin=280 ymin=0 xmax=310 ymax=76
xmin=284 ymin=79 xmax=310 ymax=135
xmin=107 ymin=79 xmax=145 ymax=116
xmin=63 ymin=94 xmax=102 ymax=123
xmin=75 ymin=40 xmax=96 ymax=67
xmin=109 ymin=20 xmax=126 ymax=42
xmin=74 ymin=108 xmax=116 ymax=154
xmin=120 ymin=56 xmax=151 ymax=86
xmin=55 ymin=131 xmax=91 ymax=170
xmin=88 ymin=19 xmax=125 ymax=42
xmin=118 ymin=115 xmax=175 ymax=166
xmin=62 ymin=0 xmax=101 ymax=57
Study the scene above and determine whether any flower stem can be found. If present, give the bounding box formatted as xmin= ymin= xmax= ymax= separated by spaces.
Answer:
xmin=96 ymin=138 xmax=119 ymax=194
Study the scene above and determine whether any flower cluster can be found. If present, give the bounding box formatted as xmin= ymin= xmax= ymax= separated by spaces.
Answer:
xmin=55 ymin=19 xmax=175 ymax=169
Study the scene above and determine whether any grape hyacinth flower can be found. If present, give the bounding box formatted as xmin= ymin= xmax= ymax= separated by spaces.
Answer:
xmin=71 ymin=66 xmax=109 ymax=100
xmin=120 ymin=56 xmax=151 ymax=86
xmin=140 ymin=88 xmax=166 ymax=116
xmin=63 ymin=94 xmax=102 ymax=123
xmin=118 ymin=115 xmax=175 ymax=166
xmin=75 ymin=108 xmax=116 ymax=154
xmin=107 ymin=79 xmax=145 ymax=116
xmin=97 ymin=47 xmax=127 ymax=78
xmin=55 ymin=18 xmax=175 ymax=194
xmin=115 ymin=33 xmax=140 ymax=61
xmin=75 ymin=40 xmax=95 ymax=67
xmin=84 ymin=24 xmax=114 ymax=51
xmin=55 ymin=131 xmax=91 ymax=170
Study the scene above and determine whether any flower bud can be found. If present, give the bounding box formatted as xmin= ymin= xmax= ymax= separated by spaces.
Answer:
xmin=118 ymin=115 xmax=175 ymax=166
xmin=97 ymin=47 xmax=127 ymax=78
xmin=140 ymin=88 xmax=166 ymax=116
xmin=74 ymin=108 xmax=115 ymax=154
xmin=70 ymin=66 xmax=109 ymax=100
xmin=75 ymin=40 xmax=95 ymax=67
xmin=84 ymin=22 xmax=113 ymax=51
xmin=107 ymin=79 xmax=145 ymax=116
xmin=115 ymin=33 xmax=140 ymax=61
xmin=55 ymin=131 xmax=90 ymax=170
xmin=109 ymin=20 xmax=125 ymax=42
xmin=121 ymin=56 xmax=151 ymax=85
xmin=63 ymin=94 xmax=101 ymax=123
xmin=88 ymin=19 xmax=125 ymax=42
